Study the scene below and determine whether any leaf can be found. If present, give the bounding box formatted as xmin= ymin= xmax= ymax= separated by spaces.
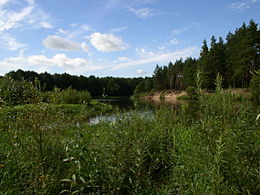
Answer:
xmin=79 ymin=176 xmax=86 ymax=184
xmin=59 ymin=190 xmax=70 ymax=194
xmin=60 ymin=178 xmax=72 ymax=183
xmin=72 ymin=174 xmax=76 ymax=182
xmin=71 ymin=190 xmax=80 ymax=195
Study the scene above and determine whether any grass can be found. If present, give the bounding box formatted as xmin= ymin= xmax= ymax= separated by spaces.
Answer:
xmin=0 ymin=92 xmax=259 ymax=194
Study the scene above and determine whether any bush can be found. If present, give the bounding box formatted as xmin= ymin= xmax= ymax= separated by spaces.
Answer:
xmin=60 ymin=87 xmax=91 ymax=104
xmin=249 ymin=70 xmax=260 ymax=103
xmin=0 ymin=78 xmax=41 ymax=106
xmin=43 ymin=87 xmax=92 ymax=105
xmin=186 ymin=86 xmax=198 ymax=99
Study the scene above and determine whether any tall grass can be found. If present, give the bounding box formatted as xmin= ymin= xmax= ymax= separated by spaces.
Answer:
xmin=0 ymin=89 xmax=259 ymax=194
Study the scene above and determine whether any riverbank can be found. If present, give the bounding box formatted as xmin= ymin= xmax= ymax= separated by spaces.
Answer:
xmin=141 ymin=88 xmax=252 ymax=101
xmin=0 ymin=100 xmax=113 ymax=124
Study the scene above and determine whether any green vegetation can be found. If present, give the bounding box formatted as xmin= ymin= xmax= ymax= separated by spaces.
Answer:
xmin=0 ymin=85 xmax=259 ymax=194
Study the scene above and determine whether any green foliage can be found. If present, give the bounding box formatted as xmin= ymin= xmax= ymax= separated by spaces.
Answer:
xmin=214 ymin=73 xmax=224 ymax=93
xmin=43 ymin=87 xmax=92 ymax=105
xmin=0 ymin=88 xmax=259 ymax=194
xmin=186 ymin=86 xmax=198 ymax=99
xmin=152 ymin=20 xmax=259 ymax=91
xmin=0 ymin=78 xmax=41 ymax=106
xmin=5 ymin=69 xmax=143 ymax=97
xmin=60 ymin=87 xmax=91 ymax=104
xmin=249 ymin=70 xmax=260 ymax=103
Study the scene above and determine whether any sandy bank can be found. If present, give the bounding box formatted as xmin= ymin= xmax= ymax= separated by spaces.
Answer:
xmin=145 ymin=90 xmax=187 ymax=100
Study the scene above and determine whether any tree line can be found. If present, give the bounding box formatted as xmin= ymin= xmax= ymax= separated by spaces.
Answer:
xmin=150 ymin=20 xmax=259 ymax=92
xmin=3 ymin=70 xmax=144 ymax=97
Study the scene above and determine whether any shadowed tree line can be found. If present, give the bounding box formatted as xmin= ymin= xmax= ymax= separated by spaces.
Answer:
xmin=3 ymin=70 xmax=144 ymax=97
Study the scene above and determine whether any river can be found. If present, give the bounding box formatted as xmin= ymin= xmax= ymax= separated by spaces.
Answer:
xmin=88 ymin=98 xmax=196 ymax=124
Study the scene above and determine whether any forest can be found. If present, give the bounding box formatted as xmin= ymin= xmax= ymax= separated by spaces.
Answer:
xmin=136 ymin=20 xmax=260 ymax=95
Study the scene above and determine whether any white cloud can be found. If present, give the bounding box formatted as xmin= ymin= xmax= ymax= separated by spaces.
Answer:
xmin=228 ymin=0 xmax=259 ymax=11
xmin=43 ymin=35 xmax=89 ymax=52
xmin=81 ymin=24 xmax=92 ymax=31
xmin=117 ymin=56 xmax=132 ymax=61
xmin=112 ymin=47 xmax=199 ymax=70
xmin=158 ymin=45 xmax=166 ymax=50
xmin=89 ymin=32 xmax=127 ymax=52
xmin=172 ymin=27 xmax=189 ymax=35
xmin=111 ymin=26 xmax=128 ymax=32
xmin=39 ymin=22 xmax=53 ymax=29
xmin=170 ymin=38 xmax=179 ymax=45
xmin=136 ymin=69 xmax=147 ymax=74
xmin=0 ymin=47 xmax=199 ymax=75
xmin=136 ymin=48 xmax=155 ymax=58
xmin=0 ymin=5 xmax=34 ymax=31
xmin=228 ymin=2 xmax=250 ymax=11
xmin=0 ymin=33 xmax=26 ymax=51
xmin=0 ymin=0 xmax=11 ymax=7
xmin=0 ymin=53 xmax=103 ymax=75
xmin=172 ymin=23 xmax=200 ymax=35
xmin=130 ymin=8 xmax=154 ymax=19
xmin=0 ymin=0 xmax=52 ymax=32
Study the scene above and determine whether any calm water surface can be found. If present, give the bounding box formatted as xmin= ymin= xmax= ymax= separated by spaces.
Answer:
xmin=88 ymin=98 xmax=197 ymax=124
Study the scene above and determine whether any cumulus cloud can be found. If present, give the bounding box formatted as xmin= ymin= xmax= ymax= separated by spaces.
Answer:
xmin=43 ymin=35 xmax=88 ymax=52
xmin=89 ymin=32 xmax=127 ymax=52
xmin=129 ymin=7 xmax=154 ymax=19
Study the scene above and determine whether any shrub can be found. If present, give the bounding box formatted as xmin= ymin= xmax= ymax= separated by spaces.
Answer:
xmin=186 ymin=86 xmax=198 ymax=99
xmin=0 ymin=78 xmax=41 ymax=106
xmin=249 ymin=70 xmax=260 ymax=103
xmin=60 ymin=87 xmax=91 ymax=104
xmin=43 ymin=87 xmax=92 ymax=105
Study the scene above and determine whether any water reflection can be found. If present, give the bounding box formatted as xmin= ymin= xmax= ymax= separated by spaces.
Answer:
xmin=90 ymin=98 xmax=198 ymax=124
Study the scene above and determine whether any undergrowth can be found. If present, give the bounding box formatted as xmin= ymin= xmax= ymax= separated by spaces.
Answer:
xmin=0 ymin=90 xmax=259 ymax=194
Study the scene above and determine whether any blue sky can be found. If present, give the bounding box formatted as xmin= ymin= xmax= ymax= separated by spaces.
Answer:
xmin=0 ymin=0 xmax=259 ymax=77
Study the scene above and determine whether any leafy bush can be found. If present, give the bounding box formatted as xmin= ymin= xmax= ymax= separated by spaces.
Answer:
xmin=186 ymin=86 xmax=198 ymax=99
xmin=43 ymin=87 xmax=92 ymax=105
xmin=0 ymin=78 xmax=41 ymax=106
xmin=249 ymin=70 xmax=260 ymax=103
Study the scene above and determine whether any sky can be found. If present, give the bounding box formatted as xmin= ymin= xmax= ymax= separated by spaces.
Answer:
xmin=0 ymin=0 xmax=259 ymax=77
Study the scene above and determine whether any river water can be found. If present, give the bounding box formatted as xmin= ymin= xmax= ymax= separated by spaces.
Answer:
xmin=88 ymin=98 xmax=194 ymax=124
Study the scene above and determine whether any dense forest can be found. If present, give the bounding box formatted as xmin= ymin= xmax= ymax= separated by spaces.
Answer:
xmin=1 ymin=20 xmax=259 ymax=97
xmin=137 ymin=20 xmax=260 ymax=93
